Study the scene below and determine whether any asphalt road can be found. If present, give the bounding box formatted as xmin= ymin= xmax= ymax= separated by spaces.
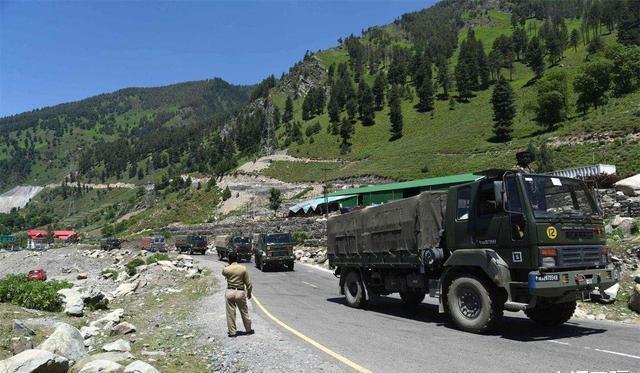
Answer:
xmin=200 ymin=256 xmax=640 ymax=373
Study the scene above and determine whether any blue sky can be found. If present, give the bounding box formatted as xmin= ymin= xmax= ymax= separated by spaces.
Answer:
xmin=0 ymin=1 xmax=436 ymax=117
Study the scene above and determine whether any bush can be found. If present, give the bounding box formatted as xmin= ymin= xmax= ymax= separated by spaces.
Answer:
xmin=125 ymin=258 xmax=146 ymax=275
xmin=100 ymin=268 xmax=118 ymax=278
xmin=292 ymin=231 xmax=307 ymax=245
xmin=146 ymin=253 xmax=170 ymax=265
xmin=0 ymin=274 xmax=71 ymax=312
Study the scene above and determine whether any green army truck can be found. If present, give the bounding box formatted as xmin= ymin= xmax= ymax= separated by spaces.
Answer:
xmin=175 ymin=234 xmax=208 ymax=255
xmin=100 ymin=237 xmax=121 ymax=251
xmin=253 ymin=232 xmax=295 ymax=271
xmin=328 ymin=170 xmax=619 ymax=333
xmin=215 ymin=235 xmax=252 ymax=262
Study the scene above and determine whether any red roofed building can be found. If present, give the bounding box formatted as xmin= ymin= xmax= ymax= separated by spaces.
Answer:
xmin=27 ymin=230 xmax=48 ymax=240
xmin=52 ymin=230 xmax=77 ymax=241
xmin=26 ymin=229 xmax=78 ymax=250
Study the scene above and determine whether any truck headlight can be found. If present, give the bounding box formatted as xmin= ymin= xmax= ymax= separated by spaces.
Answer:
xmin=541 ymin=256 xmax=556 ymax=268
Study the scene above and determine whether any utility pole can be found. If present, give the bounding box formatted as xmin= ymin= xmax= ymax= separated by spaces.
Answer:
xmin=321 ymin=166 xmax=332 ymax=220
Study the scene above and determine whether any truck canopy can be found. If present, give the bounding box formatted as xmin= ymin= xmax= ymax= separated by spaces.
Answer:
xmin=327 ymin=191 xmax=447 ymax=256
xmin=214 ymin=235 xmax=231 ymax=248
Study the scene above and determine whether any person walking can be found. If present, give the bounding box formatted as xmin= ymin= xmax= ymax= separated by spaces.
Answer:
xmin=222 ymin=251 xmax=254 ymax=337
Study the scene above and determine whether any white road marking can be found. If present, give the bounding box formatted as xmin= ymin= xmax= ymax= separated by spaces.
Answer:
xmin=302 ymin=281 xmax=318 ymax=289
xmin=546 ymin=340 xmax=570 ymax=345
xmin=594 ymin=348 xmax=640 ymax=360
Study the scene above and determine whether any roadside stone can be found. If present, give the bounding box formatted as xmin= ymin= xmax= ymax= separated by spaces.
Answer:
xmin=111 ymin=322 xmax=136 ymax=336
xmin=80 ymin=326 xmax=100 ymax=339
xmin=123 ymin=360 xmax=159 ymax=373
xmin=12 ymin=319 xmax=36 ymax=336
xmin=10 ymin=337 xmax=34 ymax=354
xmin=634 ymin=274 xmax=640 ymax=284
xmin=185 ymin=269 xmax=200 ymax=279
xmin=75 ymin=352 xmax=134 ymax=370
xmin=113 ymin=281 xmax=139 ymax=297
xmin=614 ymin=174 xmax=640 ymax=197
xmin=629 ymin=284 xmax=640 ymax=313
xmin=0 ymin=349 xmax=69 ymax=373
xmin=78 ymin=360 xmax=124 ymax=373
xmin=140 ymin=351 xmax=166 ymax=357
xmin=58 ymin=288 xmax=85 ymax=316
xmin=90 ymin=309 xmax=124 ymax=329
xmin=103 ymin=339 xmax=131 ymax=352
xmin=38 ymin=322 xmax=87 ymax=362
xmin=77 ymin=272 xmax=88 ymax=280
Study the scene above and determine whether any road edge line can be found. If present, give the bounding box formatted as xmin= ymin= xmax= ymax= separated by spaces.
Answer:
xmin=252 ymin=295 xmax=371 ymax=373
xmin=298 ymin=261 xmax=334 ymax=274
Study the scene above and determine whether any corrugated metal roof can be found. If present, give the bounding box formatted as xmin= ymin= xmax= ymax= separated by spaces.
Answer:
xmin=329 ymin=173 xmax=481 ymax=196
xmin=289 ymin=195 xmax=356 ymax=214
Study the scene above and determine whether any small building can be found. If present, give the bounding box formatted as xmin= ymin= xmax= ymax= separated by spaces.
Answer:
xmin=26 ymin=229 xmax=78 ymax=250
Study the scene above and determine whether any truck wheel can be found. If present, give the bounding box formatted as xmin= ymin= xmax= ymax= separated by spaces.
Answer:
xmin=446 ymin=275 xmax=502 ymax=333
xmin=525 ymin=300 xmax=576 ymax=326
xmin=400 ymin=289 xmax=426 ymax=307
xmin=343 ymin=271 xmax=366 ymax=308
xmin=287 ymin=261 xmax=295 ymax=271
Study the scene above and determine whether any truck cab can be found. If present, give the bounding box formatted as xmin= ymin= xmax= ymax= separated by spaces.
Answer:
xmin=253 ymin=232 xmax=295 ymax=272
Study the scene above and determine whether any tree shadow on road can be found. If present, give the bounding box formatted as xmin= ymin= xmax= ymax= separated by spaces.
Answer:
xmin=326 ymin=296 xmax=607 ymax=342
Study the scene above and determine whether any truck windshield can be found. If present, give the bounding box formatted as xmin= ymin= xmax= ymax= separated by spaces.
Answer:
xmin=265 ymin=233 xmax=291 ymax=244
xmin=522 ymin=175 xmax=597 ymax=218
xmin=233 ymin=237 xmax=251 ymax=244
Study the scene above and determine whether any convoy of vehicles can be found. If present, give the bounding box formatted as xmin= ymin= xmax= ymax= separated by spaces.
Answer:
xmin=100 ymin=237 xmax=121 ymax=251
xmin=175 ymin=234 xmax=208 ymax=255
xmin=327 ymin=170 xmax=619 ymax=333
xmin=253 ymin=232 xmax=295 ymax=271
xmin=214 ymin=235 xmax=253 ymax=261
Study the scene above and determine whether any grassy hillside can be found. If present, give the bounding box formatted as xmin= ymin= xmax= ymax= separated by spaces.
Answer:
xmin=264 ymin=6 xmax=640 ymax=182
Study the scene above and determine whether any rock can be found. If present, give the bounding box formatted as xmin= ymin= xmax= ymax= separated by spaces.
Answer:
xmin=82 ymin=288 xmax=109 ymax=310
xmin=0 ymin=349 xmax=69 ymax=373
xmin=615 ymin=174 xmax=640 ymax=197
xmin=78 ymin=360 xmax=124 ymax=373
xmin=123 ymin=360 xmax=159 ymax=373
xmin=111 ymin=322 xmax=136 ymax=336
xmin=10 ymin=337 xmax=34 ymax=354
xmin=618 ymin=219 xmax=635 ymax=236
xmin=113 ymin=281 xmax=139 ymax=297
xmin=140 ymin=351 xmax=166 ymax=357
xmin=185 ymin=269 xmax=200 ymax=279
xmin=596 ymin=313 xmax=606 ymax=320
xmin=38 ymin=322 xmax=87 ymax=362
xmin=176 ymin=254 xmax=193 ymax=261
xmin=58 ymin=288 xmax=85 ymax=316
xmin=629 ymin=284 xmax=640 ymax=313
xmin=80 ymin=326 xmax=101 ymax=339
xmin=635 ymin=274 xmax=640 ymax=284
xmin=75 ymin=352 xmax=134 ymax=370
xmin=77 ymin=273 xmax=88 ymax=280
xmin=117 ymin=271 xmax=130 ymax=282
xmin=611 ymin=215 xmax=626 ymax=227
xmin=602 ymin=283 xmax=620 ymax=302
xmin=13 ymin=319 xmax=36 ymax=336
xmin=103 ymin=339 xmax=131 ymax=352
xmin=90 ymin=309 xmax=125 ymax=329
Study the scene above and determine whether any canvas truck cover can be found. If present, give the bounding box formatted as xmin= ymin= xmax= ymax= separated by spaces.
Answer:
xmin=214 ymin=235 xmax=231 ymax=249
xmin=327 ymin=191 xmax=447 ymax=256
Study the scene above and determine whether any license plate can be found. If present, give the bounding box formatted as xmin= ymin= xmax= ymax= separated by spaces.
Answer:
xmin=536 ymin=274 xmax=559 ymax=282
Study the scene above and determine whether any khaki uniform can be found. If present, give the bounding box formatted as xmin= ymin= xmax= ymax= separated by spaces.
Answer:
xmin=222 ymin=263 xmax=253 ymax=335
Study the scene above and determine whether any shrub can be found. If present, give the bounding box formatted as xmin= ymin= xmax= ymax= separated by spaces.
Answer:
xmin=0 ymin=274 xmax=71 ymax=312
xmin=292 ymin=231 xmax=307 ymax=245
xmin=125 ymin=258 xmax=146 ymax=275
xmin=146 ymin=253 xmax=170 ymax=265
xmin=100 ymin=268 xmax=118 ymax=278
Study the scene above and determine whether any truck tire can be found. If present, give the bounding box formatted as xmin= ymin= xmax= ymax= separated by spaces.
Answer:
xmin=287 ymin=261 xmax=295 ymax=271
xmin=400 ymin=289 xmax=426 ymax=307
xmin=524 ymin=300 xmax=576 ymax=326
xmin=446 ymin=275 xmax=502 ymax=333
xmin=343 ymin=271 xmax=366 ymax=308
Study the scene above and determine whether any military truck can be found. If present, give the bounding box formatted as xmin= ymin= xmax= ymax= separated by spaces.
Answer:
xmin=328 ymin=170 xmax=618 ymax=333
xmin=215 ymin=235 xmax=253 ymax=262
xmin=253 ymin=232 xmax=295 ymax=271
xmin=175 ymin=234 xmax=208 ymax=255
xmin=148 ymin=236 xmax=167 ymax=252
xmin=100 ymin=237 xmax=121 ymax=251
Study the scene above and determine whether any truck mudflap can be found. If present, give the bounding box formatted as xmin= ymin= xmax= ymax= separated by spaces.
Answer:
xmin=527 ymin=266 xmax=619 ymax=297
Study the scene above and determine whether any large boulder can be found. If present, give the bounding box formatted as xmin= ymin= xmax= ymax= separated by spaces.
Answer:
xmin=90 ymin=309 xmax=124 ymax=329
xmin=615 ymin=174 xmax=640 ymax=197
xmin=81 ymin=288 xmax=109 ymax=310
xmin=113 ymin=281 xmax=139 ymax=297
xmin=39 ymin=322 xmax=87 ymax=362
xmin=110 ymin=322 xmax=136 ymax=336
xmin=78 ymin=360 xmax=124 ymax=373
xmin=75 ymin=352 xmax=134 ymax=371
xmin=58 ymin=288 xmax=85 ymax=316
xmin=629 ymin=283 xmax=640 ymax=314
xmin=123 ymin=360 xmax=159 ymax=373
xmin=0 ymin=349 xmax=69 ymax=373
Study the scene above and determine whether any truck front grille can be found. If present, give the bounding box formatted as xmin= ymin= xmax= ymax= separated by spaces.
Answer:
xmin=557 ymin=246 xmax=602 ymax=268
xmin=270 ymin=249 xmax=290 ymax=257
xmin=564 ymin=229 xmax=594 ymax=239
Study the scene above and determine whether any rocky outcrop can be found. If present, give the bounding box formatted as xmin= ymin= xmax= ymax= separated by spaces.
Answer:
xmin=78 ymin=359 xmax=124 ymax=373
xmin=58 ymin=288 xmax=85 ymax=316
xmin=103 ymin=339 xmax=131 ymax=353
xmin=123 ymin=360 xmax=160 ymax=373
xmin=0 ymin=349 xmax=69 ymax=373
xmin=277 ymin=56 xmax=327 ymax=99
xmin=38 ymin=322 xmax=87 ymax=363
xmin=615 ymin=174 xmax=640 ymax=197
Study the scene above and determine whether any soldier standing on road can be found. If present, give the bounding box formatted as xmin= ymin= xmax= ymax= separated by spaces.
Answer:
xmin=222 ymin=251 xmax=254 ymax=337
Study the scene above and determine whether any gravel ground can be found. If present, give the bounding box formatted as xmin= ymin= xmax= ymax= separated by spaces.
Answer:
xmin=194 ymin=257 xmax=344 ymax=373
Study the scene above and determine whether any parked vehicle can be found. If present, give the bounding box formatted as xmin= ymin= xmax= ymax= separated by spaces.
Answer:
xmin=175 ymin=235 xmax=208 ymax=255
xmin=253 ymin=233 xmax=295 ymax=271
xmin=215 ymin=235 xmax=252 ymax=262
xmin=148 ymin=236 xmax=167 ymax=252
xmin=27 ymin=269 xmax=47 ymax=281
xmin=328 ymin=169 xmax=619 ymax=333
xmin=100 ymin=237 xmax=121 ymax=251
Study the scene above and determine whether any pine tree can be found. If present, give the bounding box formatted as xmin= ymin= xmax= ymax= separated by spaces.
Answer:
xmin=491 ymin=77 xmax=515 ymax=142
xmin=416 ymin=77 xmax=434 ymax=112
xmin=388 ymin=86 xmax=403 ymax=141
xmin=455 ymin=62 xmax=472 ymax=101
xmin=339 ymin=116 xmax=354 ymax=154
xmin=512 ymin=28 xmax=528 ymax=61
xmin=525 ymin=36 xmax=545 ymax=77
xmin=570 ymin=29 xmax=580 ymax=52
xmin=283 ymin=96 xmax=294 ymax=123
xmin=346 ymin=96 xmax=358 ymax=122
xmin=359 ymin=82 xmax=375 ymax=126
xmin=372 ymin=72 xmax=387 ymax=110
xmin=328 ymin=93 xmax=340 ymax=126
xmin=436 ymin=60 xmax=450 ymax=98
